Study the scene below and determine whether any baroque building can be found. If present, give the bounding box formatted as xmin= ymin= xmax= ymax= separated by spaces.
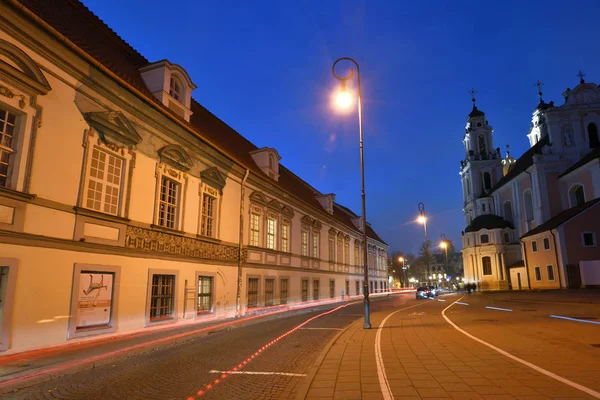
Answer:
xmin=0 ymin=0 xmax=388 ymax=354
xmin=460 ymin=78 xmax=600 ymax=291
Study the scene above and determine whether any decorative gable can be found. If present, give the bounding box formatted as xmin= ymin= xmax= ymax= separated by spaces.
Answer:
xmin=84 ymin=111 xmax=142 ymax=146
xmin=352 ymin=216 xmax=364 ymax=232
xmin=249 ymin=191 xmax=269 ymax=205
xmin=267 ymin=199 xmax=283 ymax=212
xmin=249 ymin=147 xmax=281 ymax=181
xmin=158 ymin=144 xmax=193 ymax=171
xmin=316 ymin=194 xmax=335 ymax=215
xmin=200 ymin=166 xmax=227 ymax=192
xmin=139 ymin=60 xmax=196 ymax=122
xmin=282 ymin=205 xmax=295 ymax=218
xmin=301 ymin=215 xmax=313 ymax=225
xmin=0 ymin=39 xmax=51 ymax=95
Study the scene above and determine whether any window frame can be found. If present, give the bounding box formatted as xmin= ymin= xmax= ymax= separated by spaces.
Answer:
xmin=196 ymin=274 xmax=214 ymax=315
xmin=249 ymin=205 xmax=262 ymax=247
xmin=329 ymin=279 xmax=335 ymax=299
xmin=312 ymin=231 xmax=319 ymax=258
xmin=279 ymin=277 xmax=289 ymax=304
xmin=81 ymin=145 xmax=126 ymax=216
xmin=247 ymin=276 xmax=260 ymax=309
xmin=543 ymin=237 xmax=550 ymax=251
xmin=0 ymin=258 xmax=18 ymax=351
xmin=169 ymin=75 xmax=183 ymax=101
xmin=531 ymin=240 xmax=538 ymax=253
xmin=0 ymin=107 xmax=18 ymax=189
xmin=534 ymin=266 xmax=542 ymax=281
xmin=482 ymin=256 xmax=492 ymax=275
xmin=523 ymin=189 xmax=534 ymax=222
xmin=280 ymin=219 xmax=290 ymax=253
xmin=480 ymin=234 xmax=489 ymax=244
xmin=264 ymin=277 xmax=275 ymax=306
xmin=266 ymin=213 xmax=278 ymax=250
xmin=568 ymin=184 xmax=586 ymax=208
xmin=313 ymin=279 xmax=320 ymax=300
xmin=145 ymin=269 xmax=179 ymax=326
xmin=301 ymin=279 xmax=308 ymax=302
xmin=582 ymin=232 xmax=597 ymax=247
xmin=153 ymin=164 xmax=187 ymax=231
xmin=546 ymin=265 xmax=555 ymax=281
xmin=301 ymin=228 xmax=309 ymax=256
xmin=198 ymin=183 xmax=220 ymax=239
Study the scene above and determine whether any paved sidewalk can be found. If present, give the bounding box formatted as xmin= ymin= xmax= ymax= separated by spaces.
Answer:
xmin=296 ymin=294 xmax=599 ymax=400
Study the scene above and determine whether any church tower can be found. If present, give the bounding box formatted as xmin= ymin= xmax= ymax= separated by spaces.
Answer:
xmin=459 ymin=90 xmax=503 ymax=226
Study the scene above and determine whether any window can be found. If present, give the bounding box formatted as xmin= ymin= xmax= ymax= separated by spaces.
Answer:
xmin=531 ymin=240 xmax=538 ymax=252
xmin=312 ymin=232 xmax=319 ymax=258
xmin=268 ymin=154 xmax=275 ymax=169
xmin=84 ymin=147 xmax=123 ymax=215
xmin=355 ymin=281 xmax=360 ymax=295
xmin=466 ymin=177 xmax=471 ymax=196
xmin=329 ymin=280 xmax=335 ymax=298
xmin=523 ymin=190 xmax=534 ymax=222
xmin=482 ymin=256 xmax=492 ymax=275
xmin=503 ymin=201 xmax=513 ymax=224
xmin=543 ymin=237 xmax=550 ymax=251
xmin=265 ymin=278 xmax=274 ymax=306
xmin=483 ymin=172 xmax=491 ymax=190
xmin=313 ymin=279 xmax=319 ymax=300
xmin=266 ymin=216 xmax=277 ymax=250
xmin=546 ymin=265 xmax=555 ymax=281
xmin=280 ymin=278 xmax=288 ymax=304
xmin=344 ymin=241 xmax=349 ymax=264
xmin=482 ymin=203 xmax=486 ymax=212
xmin=329 ymin=237 xmax=335 ymax=261
xmin=534 ymin=266 xmax=542 ymax=281
xmin=301 ymin=279 xmax=308 ymax=302
xmin=150 ymin=274 xmax=175 ymax=320
xmin=158 ymin=177 xmax=180 ymax=229
xmin=281 ymin=221 xmax=290 ymax=252
xmin=503 ymin=233 xmax=510 ymax=243
xmin=247 ymin=278 xmax=259 ymax=308
xmin=337 ymin=238 xmax=343 ymax=263
xmin=197 ymin=276 xmax=213 ymax=313
xmin=588 ymin=123 xmax=600 ymax=148
xmin=480 ymin=234 xmax=489 ymax=244
xmin=582 ymin=232 xmax=597 ymax=247
xmin=250 ymin=212 xmax=260 ymax=246
xmin=0 ymin=109 xmax=16 ymax=188
xmin=345 ymin=281 xmax=349 ymax=297
xmin=301 ymin=229 xmax=309 ymax=256
xmin=169 ymin=76 xmax=182 ymax=101
xmin=200 ymin=193 xmax=216 ymax=237
xmin=569 ymin=185 xmax=585 ymax=208
xmin=478 ymin=134 xmax=487 ymax=155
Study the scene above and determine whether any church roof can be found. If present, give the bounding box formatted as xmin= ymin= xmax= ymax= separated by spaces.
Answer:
xmin=559 ymin=147 xmax=600 ymax=178
xmin=465 ymin=214 xmax=514 ymax=233
xmin=12 ymin=0 xmax=389 ymax=245
xmin=521 ymin=198 xmax=600 ymax=239
xmin=468 ymin=106 xmax=485 ymax=118
xmin=489 ymin=135 xmax=550 ymax=194
xmin=535 ymin=99 xmax=554 ymax=111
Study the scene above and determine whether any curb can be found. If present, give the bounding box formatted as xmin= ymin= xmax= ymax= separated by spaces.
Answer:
xmin=480 ymin=293 xmax=600 ymax=306
xmin=294 ymin=318 xmax=362 ymax=400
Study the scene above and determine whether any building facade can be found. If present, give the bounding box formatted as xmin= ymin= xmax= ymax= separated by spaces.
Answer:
xmin=0 ymin=0 xmax=388 ymax=354
xmin=459 ymin=77 xmax=600 ymax=291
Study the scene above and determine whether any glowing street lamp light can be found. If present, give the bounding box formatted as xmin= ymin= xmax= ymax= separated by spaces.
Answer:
xmin=417 ymin=202 xmax=430 ymax=285
xmin=332 ymin=57 xmax=371 ymax=329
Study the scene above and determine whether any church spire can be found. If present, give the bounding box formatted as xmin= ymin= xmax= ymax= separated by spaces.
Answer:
xmin=577 ymin=70 xmax=586 ymax=84
xmin=467 ymin=88 xmax=485 ymax=118
xmin=534 ymin=80 xmax=544 ymax=101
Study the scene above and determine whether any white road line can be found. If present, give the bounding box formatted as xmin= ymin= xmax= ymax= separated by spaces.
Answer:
xmin=550 ymin=315 xmax=600 ymax=325
xmin=375 ymin=302 xmax=432 ymax=400
xmin=485 ymin=306 xmax=512 ymax=312
xmin=455 ymin=301 xmax=469 ymax=305
xmin=442 ymin=297 xmax=600 ymax=399
xmin=209 ymin=370 xmax=306 ymax=377
xmin=299 ymin=327 xmax=343 ymax=330
xmin=437 ymin=299 xmax=446 ymax=302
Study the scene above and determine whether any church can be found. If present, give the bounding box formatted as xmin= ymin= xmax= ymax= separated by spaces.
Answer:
xmin=460 ymin=75 xmax=600 ymax=290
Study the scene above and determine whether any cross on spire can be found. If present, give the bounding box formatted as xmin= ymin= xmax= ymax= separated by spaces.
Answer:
xmin=577 ymin=70 xmax=586 ymax=84
xmin=534 ymin=80 xmax=544 ymax=101
xmin=469 ymin=88 xmax=477 ymax=106
xmin=505 ymin=144 xmax=511 ymax=156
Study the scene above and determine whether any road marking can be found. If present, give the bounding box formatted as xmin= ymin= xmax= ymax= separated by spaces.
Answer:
xmin=375 ymin=301 xmax=432 ymax=400
xmin=437 ymin=299 xmax=446 ymax=302
xmin=299 ymin=327 xmax=343 ymax=330
xmin=442 ymin=297 xmax=600 ymax=399
xmin=209 ymin=370 xmax=306 ymax=377
xmin=455 ymin=302 xmax=469 ymax=305
xmin=550 ymin=315 xmax=600 ymax=325
xmin=485 ymin=306 xmax=512 ymax=312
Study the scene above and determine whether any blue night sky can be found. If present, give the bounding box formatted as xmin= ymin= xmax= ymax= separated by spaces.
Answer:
xmin=84 ymin=0 xmax=600 ymax=254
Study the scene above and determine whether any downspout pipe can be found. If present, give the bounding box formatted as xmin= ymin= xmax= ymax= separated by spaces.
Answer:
xmin=550 ymin=229 xmax=563 ymax=289
xmin=235 ymin=169 xmax=250 ymax=318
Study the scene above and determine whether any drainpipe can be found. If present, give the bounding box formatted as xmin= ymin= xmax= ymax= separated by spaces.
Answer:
xmin=550 ymin=229 xmax=563 ymax=289
xmin=235 ymin=169 xmax=250 ymax=317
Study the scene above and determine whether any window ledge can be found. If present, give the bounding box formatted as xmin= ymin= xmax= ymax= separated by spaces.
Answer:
xmin=150 ymin=224 xmax=186 ymax=236
xmin=195 ymin=234 xmax=222 ymax=244
xmin=0 ymin=187 xmax=36 ymax=202
xmin=74 ymin=207 xmax=130 ymax=224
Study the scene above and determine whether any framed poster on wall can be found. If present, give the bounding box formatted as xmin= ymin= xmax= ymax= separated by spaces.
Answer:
xmin=76 ymin=271 xmax=114 ymax=329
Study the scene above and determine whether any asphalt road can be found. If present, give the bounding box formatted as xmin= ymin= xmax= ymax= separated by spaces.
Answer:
xmin=3 ymin=294 xmax=411 ymax=400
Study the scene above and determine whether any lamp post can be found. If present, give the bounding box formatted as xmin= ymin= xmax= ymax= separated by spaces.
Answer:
xmin=399 ymin=256 xmax=407 ymax=288
xmin=440 ymin=234 xmax=449 ymax=279
xmin=332 ymin=57 xmax=371 ymax=329
xmin=417 ymin=202 xmax=430 ymax=286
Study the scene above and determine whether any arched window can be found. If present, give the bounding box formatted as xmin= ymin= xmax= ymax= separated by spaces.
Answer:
xmin=588 ymin=123 xmax=600 ymax=148
xmin=268 ymin=154 xmax=274 ymax=169
xmin=483 ymin=172 xmax=491 ymax=190
xmin=503 ymin=232 xmax=510 ymax=243
xmin=466 ymin=177 xmax=471 ymax=196
xmin=482 ymin=256 xmax=492 ymax=275
xmin=569 ymin=184 xmax=585 ymax=207
xmin=478 ymin=134 xmax=487 ymax=155
xmin=169 ymin=76 xmax=182 ymax=101
xmin=480 ymin=234 xmax=489 ymax=244
xmin=503 ymin=201 xmax=513 ymax=224
xmin=523 ymin=190 xmax=533 ymax=222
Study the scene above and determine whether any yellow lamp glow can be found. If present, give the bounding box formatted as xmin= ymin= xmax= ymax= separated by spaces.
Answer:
xmin=417 ymin=214 xmax=426 ymax=224
xmin=336 ymin=88 xmax=352 ymax=109
xmin=398 ymin=256 xmax=404 ymax=262
xmin=440 ymin=241 xmax=447 ymax=249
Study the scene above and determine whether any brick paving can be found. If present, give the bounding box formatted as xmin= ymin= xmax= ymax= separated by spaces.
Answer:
xmin=298 ymin=292 xmax=600 ymax=400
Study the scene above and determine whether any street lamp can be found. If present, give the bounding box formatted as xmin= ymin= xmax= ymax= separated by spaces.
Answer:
xmin=332 ymin=57 xmax=371 ymax=329
xmin=440 ymin=234 xmax=449 ymax=283
xmin=417 ymin=202 xmax=430 ymax=286
xmin=399 ymin=256 xmax=408 ymax=288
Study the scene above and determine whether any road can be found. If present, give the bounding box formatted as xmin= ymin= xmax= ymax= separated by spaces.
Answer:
xmin=5 ymin=291 xmax=600 ymax=400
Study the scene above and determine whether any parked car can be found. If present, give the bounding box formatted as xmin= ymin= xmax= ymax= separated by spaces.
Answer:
xmin=416 ymin=286 xmax=431 ymax=299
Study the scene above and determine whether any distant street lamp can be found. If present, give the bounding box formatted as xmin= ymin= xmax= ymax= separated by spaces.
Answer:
xmin=332 ymin=57 xmax=371 ymax=329
xmin=440 ymin=234 xmax=449 ymax=281
xmin=398 ymin=256 xmax=408 ymax=288
xmin=417 ymin=202 xmax=430 ymax=285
